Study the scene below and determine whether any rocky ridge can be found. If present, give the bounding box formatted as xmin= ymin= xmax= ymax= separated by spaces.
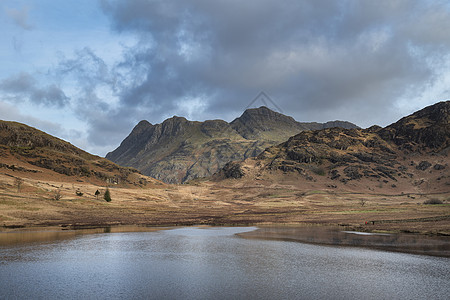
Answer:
xmin=216 ymin=101 xmax=450 ymax=193
xmin=107 ymin=106 xmax=358 ymax=183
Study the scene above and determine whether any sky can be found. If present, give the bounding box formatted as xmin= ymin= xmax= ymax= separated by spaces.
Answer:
xmin=1 ymin=0 xmax=449 ymax=156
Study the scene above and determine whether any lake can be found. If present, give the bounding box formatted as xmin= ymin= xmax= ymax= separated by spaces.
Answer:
xmin=0 ymin=227 xmax=449 ymax=299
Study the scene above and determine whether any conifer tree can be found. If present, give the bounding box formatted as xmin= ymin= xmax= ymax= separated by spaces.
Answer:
xmin=104 ymin=188 xmax=111 ymax=202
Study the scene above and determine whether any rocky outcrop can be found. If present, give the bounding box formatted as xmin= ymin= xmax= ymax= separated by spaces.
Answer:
xmin=107 ymin=106 xmax=358 ymax=183
xmin=217 ymin=161 xmax=245 ymax=179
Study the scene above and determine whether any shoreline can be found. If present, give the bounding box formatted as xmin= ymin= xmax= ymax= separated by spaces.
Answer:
xmin=2 ymin=219 xmax=449 ymax=236
xmin=1 ymin=223 xmax=449 ymax=258
xmin=237 ymin=225 xmax=450 ymax=258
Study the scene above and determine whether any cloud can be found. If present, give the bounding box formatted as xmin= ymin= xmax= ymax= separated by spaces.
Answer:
xmin=5 ymin=6 xmax=34 ymax=30
xmin=4 ymin=0 xmax=449 ymax=157
xmin=98 ymin=0 xmax=450 ymax=128
xmin=53 ymin=47 xmax=137 ymax=149
xmin=0 ymin=72 xmax=69 ymax=107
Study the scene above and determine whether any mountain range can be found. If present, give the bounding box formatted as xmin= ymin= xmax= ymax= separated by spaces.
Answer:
xmin=1 ymin=101 xmax=447 ymax=194
xmin=106 ymin=106 xmax=357 ymax=183
xmin=0 ymin=101 xmax=447 ymax=231
xmin=216 ymin=101 xmax=449 ymax=194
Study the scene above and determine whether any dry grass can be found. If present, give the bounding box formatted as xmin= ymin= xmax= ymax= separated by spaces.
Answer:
xmin=0 ymin=172 xmax=449 ymax=235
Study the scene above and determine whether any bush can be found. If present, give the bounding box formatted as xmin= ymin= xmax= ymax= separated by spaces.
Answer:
xmin=311 ymin=166 xmax=325 ymax=176
xmin=104 ymin=188 xmax=112 ymax=202
xmin=14 ymin=177 xmax=24 ymax=192
xmin=423 ymin=199 xmax=443 ymax=205
xmin=53 ymin=189 xmax=62 ymax=201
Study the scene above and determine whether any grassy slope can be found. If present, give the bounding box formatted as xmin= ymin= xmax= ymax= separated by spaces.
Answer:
xmin=0 ymin=171 xmax=448 ymax=235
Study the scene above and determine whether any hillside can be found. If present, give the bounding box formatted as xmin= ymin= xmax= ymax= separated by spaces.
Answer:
xmin=216 ymin=101 xmax=450 ymax=194
xmin=0 ymin=120 xmax=157 ymax=187
xmin=0 ymin=109 xmax=447 ymax=235
xmin=107 ymin=106 xmax=358 ymax=183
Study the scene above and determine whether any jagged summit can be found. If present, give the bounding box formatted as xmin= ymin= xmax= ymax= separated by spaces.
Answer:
xmin=107 ymin=106 xmax=358 ymax=183
xmin=234 ymin=106 xmax=296 ymax=123
xmin=230 ymin=106 xmax=304 ymax=140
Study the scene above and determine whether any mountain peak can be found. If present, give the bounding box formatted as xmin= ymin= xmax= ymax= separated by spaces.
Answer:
xmin=132 ymin=120 xmax=153 ymax=134
xmin=230 ymin=106 xmax=299 ymax=140
xmin=137 ymin=120 xmax=152 ymax=126
xmin=244 ymin=106 xmax=274 ymax=113
xmin=167 ymin=115 xmax=188 ymax=122
xmin=239 ymin=106 xmax=291 ymax=120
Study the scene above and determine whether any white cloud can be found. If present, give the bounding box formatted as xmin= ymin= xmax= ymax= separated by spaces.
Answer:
xmin=1 ymin=0 xmax=450 ymax=155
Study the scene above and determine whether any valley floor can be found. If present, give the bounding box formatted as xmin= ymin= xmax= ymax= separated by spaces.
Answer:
xmin=0 ymin=174 xmax=449 ymax=236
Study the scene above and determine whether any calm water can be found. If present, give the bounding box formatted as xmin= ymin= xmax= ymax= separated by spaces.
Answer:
xmin=0 ymin=227 xmax=449 ymax=300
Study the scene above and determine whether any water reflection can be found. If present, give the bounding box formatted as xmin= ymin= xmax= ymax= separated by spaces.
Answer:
xmin=0 ymin=227 xmax=449 ymax=300
xmin=238 ymin=226 xmax=450 ymax=257
xmin=0 ymin=226 xmax=163 ymax=247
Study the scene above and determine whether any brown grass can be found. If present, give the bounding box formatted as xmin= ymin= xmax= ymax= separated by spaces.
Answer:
xmin=0 ymin=172 xmax=448 ymax=235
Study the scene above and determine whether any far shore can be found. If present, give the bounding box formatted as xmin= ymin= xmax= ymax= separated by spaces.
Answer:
xmin=1 ymin=223 xmax=449 ymax=258
xmin=1 ymin=174 xmax=448 ymax=253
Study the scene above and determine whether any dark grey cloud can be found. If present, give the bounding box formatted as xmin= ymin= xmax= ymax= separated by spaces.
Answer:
xmin=5 ymin=0 xmax=449 ymax=156
xmin=0 ymin=72 xmax=69 ymax=107
xmin=96 ymin=0 xmax=450 ymax=130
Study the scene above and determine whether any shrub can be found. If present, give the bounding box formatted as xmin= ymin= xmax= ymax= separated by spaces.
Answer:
xmin=311 ymin=166 xmax=325 ymax=176
xmin=53 ymin=189 xmax=62 ymax=201
xmin=423 ymin=199 xmax=443 ymax=205
xmin=14 ymin=177 xmax=24 ymax=192
xmin=104 ymin=188 xmax=112 ymax=202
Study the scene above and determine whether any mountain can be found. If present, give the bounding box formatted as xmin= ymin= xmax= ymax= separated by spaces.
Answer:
xmin=230 ymin=106 xmax=356 ymax=140
xmin=216 ymin=101 xmax=449 ymax=194
xmin=0 ymin=120 xmax=157 ymax=187
xmin=106 ymin=107 xmax=358 ymax=183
